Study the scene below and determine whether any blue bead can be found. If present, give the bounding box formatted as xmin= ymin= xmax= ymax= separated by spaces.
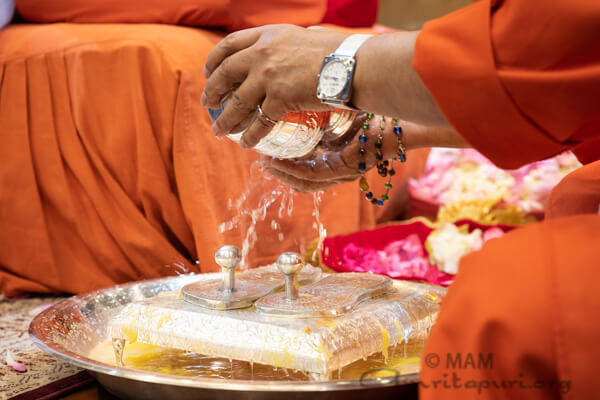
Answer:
xmin=377 ymin=199 xmax=384 ymax=207
xmin=359 ymin=135 xmax=368 ymax=144
xmin=365 ymin=192 xmax=373 ymax=200
xmin=398 ymin=153 xmax=407 ymax=163
xmin=393 ymin=126 xmax=402 ymax=135
xmin=358 ymin=162 xmax=366 ymax=173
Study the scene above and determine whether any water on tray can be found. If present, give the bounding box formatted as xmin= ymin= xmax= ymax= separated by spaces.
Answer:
xmin=89 ymin=340 xmax=422 ymax=381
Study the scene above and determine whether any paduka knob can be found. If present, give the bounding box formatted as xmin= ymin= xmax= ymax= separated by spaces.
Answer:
xmin=276 ymin=252 xmax=304 ymax=302
xmin=215 ymin=245 xmax=241 ymax=293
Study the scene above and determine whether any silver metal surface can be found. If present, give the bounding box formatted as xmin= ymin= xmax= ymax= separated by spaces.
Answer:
xmin=30 ymin=273 xmax=445 ymax=400
xmin=276 ymin=252 xmax=303 ymax=301
xmin=255 ymin=273 xmax=393 ymax=318
xmin=214 ymin=245 xmax=241 ymax=293
xmin=181 ymin=264 xmax=322 ymax=310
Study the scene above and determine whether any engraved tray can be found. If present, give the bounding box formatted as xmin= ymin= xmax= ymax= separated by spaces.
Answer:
xmin=30 ymin=273 xmax=445 ymax=400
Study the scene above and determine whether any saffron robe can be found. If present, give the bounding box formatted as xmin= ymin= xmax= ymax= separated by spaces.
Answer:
xmin=413 ymin=0 xmax=600 ymax=398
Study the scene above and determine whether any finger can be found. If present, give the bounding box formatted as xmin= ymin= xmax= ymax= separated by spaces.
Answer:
xmin=204 ymin=27 xmax=266 ymax=78
xmin=202 ymin=50 xmax=252 ymax=108
xmin=239 ymin=97 xmax=284 ymax=149
xmin=263 ymin=149 xmax=360 ymax=181
xmin=264 ymin=166 xmax=339 ymax=193
xmin=212 ymin=81 xmax=264 ymax=136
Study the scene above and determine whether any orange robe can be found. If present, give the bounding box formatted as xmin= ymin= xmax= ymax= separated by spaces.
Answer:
xmin=15 ymin=0 xmax=327 ymax=32
xmin=0 ymin=23 xmax=428 ymax=297
xmin=413 ymin=0 xmax=600 ymax=398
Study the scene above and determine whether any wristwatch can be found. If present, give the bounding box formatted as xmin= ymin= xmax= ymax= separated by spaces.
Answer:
xmin=316 ymin=34 xmax=372 ymax=109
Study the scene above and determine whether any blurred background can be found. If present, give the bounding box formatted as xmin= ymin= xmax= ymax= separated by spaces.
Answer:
xmin=377 ymin=0 xmax=471 ymax=29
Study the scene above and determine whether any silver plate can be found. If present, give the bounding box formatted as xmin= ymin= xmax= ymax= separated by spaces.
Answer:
xmin=29 ymin=274 xmax=443 ymax=400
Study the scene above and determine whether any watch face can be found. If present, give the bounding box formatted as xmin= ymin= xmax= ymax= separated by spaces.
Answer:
xmin=320 ymin=60 xmax=349 ymax=98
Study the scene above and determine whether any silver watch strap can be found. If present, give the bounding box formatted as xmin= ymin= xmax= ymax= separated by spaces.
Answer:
xmin=334 ymin=34 xmax=373 ymax=58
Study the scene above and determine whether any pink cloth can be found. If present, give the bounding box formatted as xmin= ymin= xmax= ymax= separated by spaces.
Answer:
xmin=341 ymin=234 xmax=454 ymax=286
xmin=323 ymin=220 xmax=514 ymax=287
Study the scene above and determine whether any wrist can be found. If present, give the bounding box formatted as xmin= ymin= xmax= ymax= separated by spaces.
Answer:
xmin=352 ymin=32 xmax=416 ymax=114
xmin=352 ymin=31 xmax=451 ymax=128
xmin=316 ymin=33 xmax=373 ymax=109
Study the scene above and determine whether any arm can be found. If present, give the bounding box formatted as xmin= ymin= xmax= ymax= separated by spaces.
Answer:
xmin=201 ymin=25 xmax=450 ymax=148
xmin=203 ymin=0 xmax=600 ymax=167
xmin=352 ymin=31 xmax=449 ymax=128
xmin=412 ymin=0 xmax=600 ymax=168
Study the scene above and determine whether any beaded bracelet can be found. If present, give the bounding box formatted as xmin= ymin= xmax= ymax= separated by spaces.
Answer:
xmin=358 ymin=115 xmax=407 ymax=206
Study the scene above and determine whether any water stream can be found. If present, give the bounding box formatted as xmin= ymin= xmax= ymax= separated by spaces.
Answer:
xmin=218 ymin=161 xmax=324 ymax=270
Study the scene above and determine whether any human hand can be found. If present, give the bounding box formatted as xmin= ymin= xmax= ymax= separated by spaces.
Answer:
xmin=202 ymin=24 xmax=349 ymax=148
xmin=261 ymin=145 xmax=363 ymax=193
xmin=261 ymin=115 xmax=468 ymax=193
xmin=260 ymin=113 xmax=377 ymax=193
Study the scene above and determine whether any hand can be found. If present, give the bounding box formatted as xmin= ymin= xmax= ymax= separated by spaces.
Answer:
xmin=260 ymin=113 xmax=376 ymax=193
xmin=261 ymin=145 xmax=364 ymax=193
xmin=261 ymin=116 xmax=469 ymax=193
xmin=202 ymin=24 xmax=349 ymax=148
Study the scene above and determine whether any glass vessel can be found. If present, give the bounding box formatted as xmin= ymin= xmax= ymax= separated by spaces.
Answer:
xmin=209 ymin=104 xmax=357 ymax=159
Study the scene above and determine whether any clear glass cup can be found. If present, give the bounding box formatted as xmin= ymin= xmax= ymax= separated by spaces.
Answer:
xmin=209 ymin=105 xmax=357 ymax=159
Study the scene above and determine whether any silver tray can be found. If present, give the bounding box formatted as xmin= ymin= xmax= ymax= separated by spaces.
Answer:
xmin=29 ymin=274 xmax=436 ymax=400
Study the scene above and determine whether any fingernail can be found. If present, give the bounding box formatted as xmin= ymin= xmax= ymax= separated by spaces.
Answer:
xmin=201 ymin=92 xmax=207 ymax=107
xmin=211 ymin=123 xmax=222 ymax=135
xmin=203 ymin=66 xmax=210 ymax=78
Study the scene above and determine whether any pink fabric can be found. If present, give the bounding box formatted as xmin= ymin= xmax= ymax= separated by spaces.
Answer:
xmin=322 ymin=220 xmax=515 ymax=286
xmin=341 ymin=234 xmax=454 ymax=285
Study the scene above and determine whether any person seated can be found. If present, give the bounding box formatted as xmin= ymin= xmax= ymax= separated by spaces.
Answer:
xmin=0 ymin=0 xmax=429 ymax=297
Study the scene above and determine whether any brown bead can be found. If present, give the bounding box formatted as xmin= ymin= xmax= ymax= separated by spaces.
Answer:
xmin=359 ymin=176 xmax=370 ymax=192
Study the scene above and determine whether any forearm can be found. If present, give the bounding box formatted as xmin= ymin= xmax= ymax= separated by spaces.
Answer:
xmin=400 ymin=122 xmax=469 ymax=152
xmin=369 ymin=117 xmax=468 ymax=161
xmin=342 ymin=115 xmax=468 ymax=173
xmin=353 ymin=31 xmax=450 ymax=128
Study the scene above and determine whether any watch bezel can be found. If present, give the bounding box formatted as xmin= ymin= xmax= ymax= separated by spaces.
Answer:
xmin=316 ymin=55 xmax=355 ymax=103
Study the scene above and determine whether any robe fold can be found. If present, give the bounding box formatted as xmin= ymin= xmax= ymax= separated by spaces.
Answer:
xmin=0 ymin=23 xmax=428 ymax=297
xmin=413 ymin=0 xmax=600 ymax=397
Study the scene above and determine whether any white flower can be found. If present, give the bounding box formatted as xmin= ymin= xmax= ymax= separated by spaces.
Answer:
xmin=426 ymin=223 xmax=483 ymax=275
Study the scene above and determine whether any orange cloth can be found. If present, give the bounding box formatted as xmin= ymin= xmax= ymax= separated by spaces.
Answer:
xmin=0 ymin=24 xmax=428 ymax=297
xmin=546 ymin=161 xmax=600 ymax=219
xmin=413 ymin=0 xmax=600 ymax=169
xmin=414 ymin=0 xmax=600 ymax=398
xmin=14 ymin=0 xmax=327 ymax=32
xmin=420 ymin=215 xmax=600 ymax=399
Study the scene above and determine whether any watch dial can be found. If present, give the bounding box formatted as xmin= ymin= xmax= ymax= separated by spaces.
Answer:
xmin=320 ymin=61 xmax=348 ymax=98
